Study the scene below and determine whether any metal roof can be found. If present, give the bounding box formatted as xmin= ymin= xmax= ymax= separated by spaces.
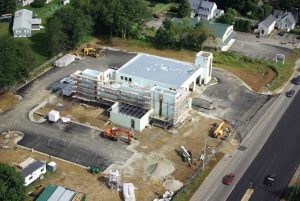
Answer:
xmin=13 ymin=9 xmax=32 ymax=30
xmin=260 ymin=14 xmax=277 ymax=27
xmin=20 ymin=160 xmax=45 ymax=178
xmin=118 ymin=54 xmax=200 ymax=88
xmin=36 ymin=184 xmax=58 ymax=201
xmin=47 ymin=186 xmax=66 ymax=201
xmin=58 ymin=189 xmax=76 ymax=201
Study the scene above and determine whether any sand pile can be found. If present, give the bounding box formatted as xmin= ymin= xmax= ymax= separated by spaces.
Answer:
xmin=163 ymin=180 xmax=183 ymax=192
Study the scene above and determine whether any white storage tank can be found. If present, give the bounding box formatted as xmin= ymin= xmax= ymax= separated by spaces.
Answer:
xmin=48 ymin=110 xmax=60 ymax=122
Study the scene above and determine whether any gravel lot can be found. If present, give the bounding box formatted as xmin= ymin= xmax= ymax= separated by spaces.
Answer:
xmin=230 ymin=31 xmax=299 ymax=61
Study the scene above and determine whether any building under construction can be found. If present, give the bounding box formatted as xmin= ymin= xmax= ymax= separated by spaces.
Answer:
xmin=68 ymin=51 xmax=213 ymax=131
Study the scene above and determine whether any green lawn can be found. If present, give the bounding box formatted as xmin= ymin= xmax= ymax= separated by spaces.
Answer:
xmin=14 ymin=30 xmax=49 ymax=69
xmin=21 ymin=0 xmax=62 ymax=24
xmin=146 ymin=1 xmax=175 ymax=14
xmin=0 ymin=23 xmax=9 ymax=36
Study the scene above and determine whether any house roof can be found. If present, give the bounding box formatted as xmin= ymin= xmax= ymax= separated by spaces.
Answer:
xmin=199 ymin=0 xmax=215 ymax=11
xmin=172 ymin=17 xmax=232 ymax=39
xmin=36 ymin=184 xmax=58 ymax=201
xmin=273 ymin=9 xmax=286 ymax=19
xmin=118 ymin=53 xmax=201 ymax=88
xmin=260 ymin=14 xmax=277 ymax=27
xmin=13 ymin=9 xmax=32 ymax=30
xmin=273 ymin=10 xmax=296 ymax=26
xmin=21 ymin=160 xmax=45 ymax=178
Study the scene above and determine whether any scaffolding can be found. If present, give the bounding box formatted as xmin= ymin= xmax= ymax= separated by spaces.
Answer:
xmin=71 ymin=73 xmax=152 ymax=109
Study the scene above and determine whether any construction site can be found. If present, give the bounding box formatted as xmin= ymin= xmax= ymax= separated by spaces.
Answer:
xmin=0 ymin=45 xmax=270 ymax=201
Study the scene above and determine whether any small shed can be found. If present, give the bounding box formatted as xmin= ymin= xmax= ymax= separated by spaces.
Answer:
xmin=21 ymin=160 xmax=46 ymax=186
xmin=47 ymin=161 xmax=57 ymax=172
xmin=54 ymin=54 xmax=75 ymax=67
xmin=48 ymin=110 xmax=60 ymax=122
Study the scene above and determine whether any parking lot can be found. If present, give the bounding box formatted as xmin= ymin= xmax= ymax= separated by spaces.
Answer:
xmin=199 ymin=69 xmax=271 ymax=139
xmin=230 ymin=31 xmax=299 ymax=61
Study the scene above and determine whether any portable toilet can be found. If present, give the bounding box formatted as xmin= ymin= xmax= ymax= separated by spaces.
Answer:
xmin=47 ymin=161 xmax=57 ymax=172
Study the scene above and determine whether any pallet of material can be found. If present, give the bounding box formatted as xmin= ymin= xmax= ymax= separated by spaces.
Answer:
xmin=72 ymin=192 xmax=86 ymax=201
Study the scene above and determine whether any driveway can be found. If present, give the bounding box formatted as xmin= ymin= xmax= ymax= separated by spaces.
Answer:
xmin=199 ymin=69 xmax=271 ymax=140
xmin=230 ymin=32 xmax=297 ymax=61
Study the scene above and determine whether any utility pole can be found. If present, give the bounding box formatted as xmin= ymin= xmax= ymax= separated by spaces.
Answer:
xmin=202 ymin=136 xmax=208 ymax=171
xmin=48 ymin=139 xmax=52 ymax=162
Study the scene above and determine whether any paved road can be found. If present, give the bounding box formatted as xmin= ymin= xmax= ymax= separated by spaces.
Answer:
xmin=191 ymin=84 xmax=299 ymax=201
xmin=227 ymin=90 xmax=300 ymax=201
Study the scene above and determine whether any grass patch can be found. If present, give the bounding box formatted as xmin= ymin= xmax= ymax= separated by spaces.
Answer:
xmin=14 ymin=30 xmax=49 ymax=69
xmin=268 ymin=50 xmax=300 ymax=90
xmin=172 ymin=152 xmax=225 ymax=201
xmin=0 ymin=23 xmax=9 ymax=36
xmin=148 ymin=2 xmax=175 ymax=14
xmin=21 ymin=0 xmax=62 ymax=24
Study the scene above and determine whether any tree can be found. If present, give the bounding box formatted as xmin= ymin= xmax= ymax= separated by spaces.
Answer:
xmin=31 ymin=0 xmax=46 ymax=8
xmin=0 ymin=36 xmax=33 ymax=87
xmin=234 ymin=19 xmax=251 ymax=32
xmin=183 ymin=23 xmax=213 ymax=50
xmin=217 ymin=8 xmax=237 ymax=25
xmin=0 ymin=0 xmax=16 ymax=15
xmin=178 ymin=0 xmax=191 ymax=18
xmin=0 ymin=163 xmax=25 ymax=201
xmin=45 ymin=6 xmax=93 ymax=56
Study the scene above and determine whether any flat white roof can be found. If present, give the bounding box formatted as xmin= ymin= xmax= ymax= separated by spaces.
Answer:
xmin=82 ymin=69 xmax=101 ymax=79
xmin=118 ymin=54 xmax=200 ymax=88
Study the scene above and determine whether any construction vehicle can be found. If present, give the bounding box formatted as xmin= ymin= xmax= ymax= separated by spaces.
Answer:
xmin=82 ymin=46 xmax=105 ymax=58
xmin=213 ymin=121 xmax=226 ymax=138
xmin=101 ymin=127 xmax=132 ymax=144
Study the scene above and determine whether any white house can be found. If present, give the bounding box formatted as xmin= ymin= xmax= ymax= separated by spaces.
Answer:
xmin=188 ymin=0 xmax=224 ymax=20
xmin=273 ymin=10 xmax=296 ymax=31
xmin=60 ymin=0 xmax=70 ymax=5
xmin=21 ymin=160 xmax=46 ymax=186
xmin=13 ymin=9 xmax=41 ymax=37
xmin=17 ymin=0 xmax=35 ymax=6
xmin=256 ymin=14 xmax=277 ymax=36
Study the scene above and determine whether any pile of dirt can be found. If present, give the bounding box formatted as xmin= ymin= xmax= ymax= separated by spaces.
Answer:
xmin=163 ymin=180 xmax=183 ymax=192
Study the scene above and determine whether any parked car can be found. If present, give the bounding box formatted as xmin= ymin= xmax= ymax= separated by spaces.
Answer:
xmin=291 ymin=75 xmax=300 ymax=85
xmin=286 ymin=90 xmax=295 ymax=97
xmin=222 ymin=173 xmax=235 ymax=185
xmin=264 ymin=174 xmax=276 ymax=186
xmin=278 ymin=31 xmax=285 ymax=36
xmin=296 ymin=35 xmax=300 ymax=40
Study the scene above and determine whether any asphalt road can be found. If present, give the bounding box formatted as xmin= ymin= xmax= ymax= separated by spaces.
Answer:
xmin=191 ymin=84 xmax=299 ymax=201
xmin=227 ymin=90 xmax=300 ymax=201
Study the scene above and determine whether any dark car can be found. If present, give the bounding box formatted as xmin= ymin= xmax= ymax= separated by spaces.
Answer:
xmin=296 ymin=35 xmax=300 ymax=40
xmin=223 ymin=173 xmax=235 ymax=185
xmin=278 ymin=31 xmax=285 ymax=36
xmin=291 ymin=75 xmax=300 ymax=85
xmin=286 ymin=90 xmax=295 ymax=97
xmin=264 ymin=174 xmax=276 ymax=186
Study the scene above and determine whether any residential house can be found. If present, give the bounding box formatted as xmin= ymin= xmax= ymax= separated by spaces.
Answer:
xmin=21 ymin=160 xmax=46 ymax=186
xmin=273 ymin=10 xmax=296 ymax=31
xmin=17 ymin=0 xmax=35 ymax=6
xmin=13 ymin=9 xmax=41 ymax=37
xmin=172 ymin=18 xmax=236 ymax=51
xmin=188 ymin=0 xmax=224 ymax=20
xmin=255 ymin=14 xmax=277 ymax=36
xmin=60 ymin=0 xmax=70 ymax=5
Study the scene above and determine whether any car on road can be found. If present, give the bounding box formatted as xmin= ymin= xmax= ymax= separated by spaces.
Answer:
xmin=264 ymin=174 xmax=276 ymax=186
xmin=223 ymin=173 xmax=235 ymax=185
xmin=291 ymin=75 xmax=300 ymax=85
xmin=286 ymin=90 xmax=295 ymax=97
xmin=278 ymin=31 xmax=285 ymax=36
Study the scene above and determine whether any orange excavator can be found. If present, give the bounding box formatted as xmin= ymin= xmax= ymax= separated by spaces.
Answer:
xmin=102 ymin=127 xmax=132 ymax=144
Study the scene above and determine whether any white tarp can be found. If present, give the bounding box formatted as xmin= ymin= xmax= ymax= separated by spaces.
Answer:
xmin=54 ymin=54 xmax=75 ymax=67
xmin=123 ymin=183 xmax=136 ymax=201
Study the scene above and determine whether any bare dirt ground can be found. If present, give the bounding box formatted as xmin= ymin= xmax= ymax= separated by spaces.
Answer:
xmin=36 ymin=96 xmax=108 ymax=128
xmin=0 ymin=92 xmax=21 ymax=113
xmin=0 ymin=110 xmax=237 ymax=201
xmin=219 ymin=67 xmax=277 ymax=92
